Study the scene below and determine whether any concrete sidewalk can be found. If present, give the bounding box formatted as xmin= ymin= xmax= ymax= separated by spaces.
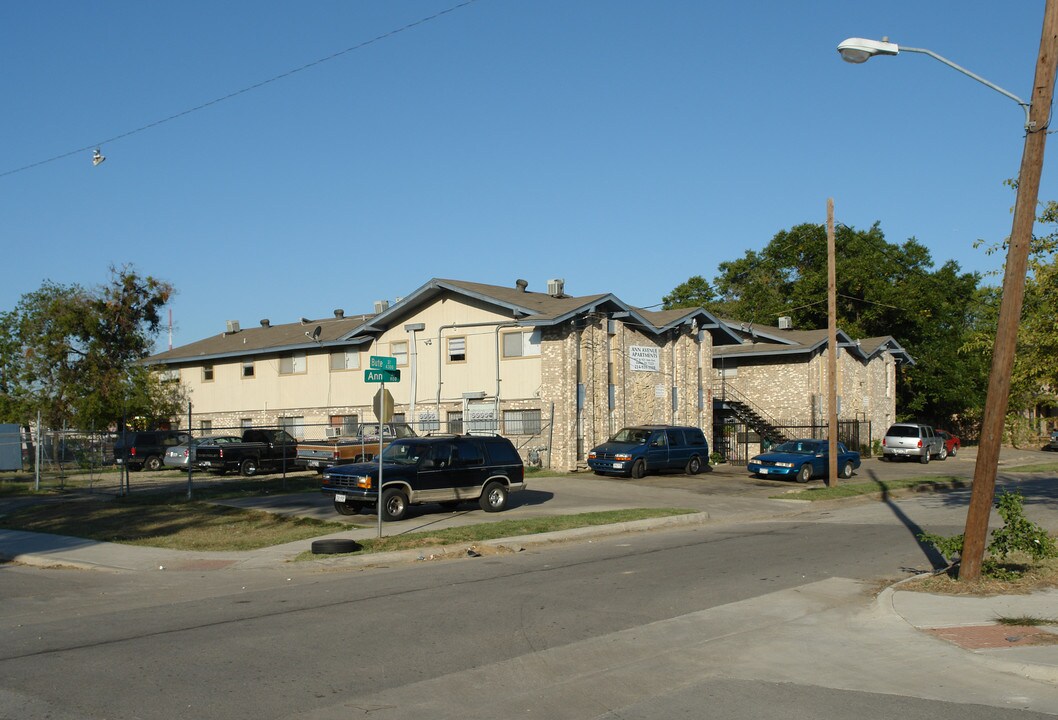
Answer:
xmin=2 ymin=471 xmax=1058 ymax=688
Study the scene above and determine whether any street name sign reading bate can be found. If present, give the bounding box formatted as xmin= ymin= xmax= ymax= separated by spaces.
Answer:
xmin=369 ymin=355 xmax=397 ymax=371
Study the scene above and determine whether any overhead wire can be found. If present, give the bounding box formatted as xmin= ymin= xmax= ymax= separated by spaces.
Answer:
xmin=0 ymin=0 xmax=480 ymax=179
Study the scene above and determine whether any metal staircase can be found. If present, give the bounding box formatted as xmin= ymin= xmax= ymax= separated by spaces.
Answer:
xmin=713 ymin=384 xmax=787 ymax=446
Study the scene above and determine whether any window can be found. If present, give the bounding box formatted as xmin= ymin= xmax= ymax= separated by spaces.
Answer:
xmin=242 ymin=360 xmax=255 ymax=378
xmin=718 ymin=366 xmax=737 ymax=379
xmin=504 ymin=409 xmax=541 ymax=435
xmin=447 ymin=336 xmax=466 ymax=363
xmin=203 ymin=365 xmax=214 ymax=382
xmin=331 ymin=414 xmax=358 ymax=435
xmin=390 ymin=341 xmax=408 ymax=367
xmin=330 ymin=350 xmax=360 ymax=371
xmin=159 ymin=367 xmax=179 ymax=383
xmin=447 ymin=411 xmax=463 ymax=435
xmin=279 ymin=351 xmax=307 ymax=375
xmin=200 ymin=420 xmax=213 ymax=434
xmin=502 ymin=330 xmax=541 ymax=358
xmin=278 ymin=416 xmax=305 ymax=439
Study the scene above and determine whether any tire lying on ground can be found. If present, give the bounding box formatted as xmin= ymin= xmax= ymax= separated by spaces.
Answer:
xmin=311 ymin=538 xmax=362 ymax=555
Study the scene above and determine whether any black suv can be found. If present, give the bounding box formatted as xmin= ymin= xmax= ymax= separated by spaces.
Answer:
xmin=114 ymin=430 xmax=191 ymax=471
xmin=320 ymin=434 xmax=525 ymax=521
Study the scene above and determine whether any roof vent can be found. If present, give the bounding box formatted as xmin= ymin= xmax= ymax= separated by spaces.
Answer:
xmin=334 ymin=309 xmax=345 ymax=319
xmin=547 ymin=278 xmax=565 ymax=297
xmin=373 ymin=300 xmax=390 ymax=314
xmin=260 ymin=319 xmax=270 ymax=328
xmin=778 ymin=316 xmax=793 ymax=330
xmin=515 ymin=279 xmax=529 ymax=292
xmin=225 ymin=320 xmax=241 ymax=334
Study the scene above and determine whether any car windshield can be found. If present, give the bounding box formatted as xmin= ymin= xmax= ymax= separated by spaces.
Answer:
xmin=380 ymin=441 xmax=432 ymax=465
xmin=609 ymin=428 xmax=652 ymax=444
xmin=772 ymin=441 xmax=823 ymax=455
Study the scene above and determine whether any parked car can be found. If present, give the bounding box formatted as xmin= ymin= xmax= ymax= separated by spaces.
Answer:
xmin=320 ymin=434 xmax=525 ymax=521
xmin=296 ymin=423 xmax=417 ymax=472
xmin=193 ymin=429 xmax=298 ymax=476
xmin=935 ymin=430 xmax=960 ymax=457
xmin=1047 ymin=430 xmax=1058 ymax=451
xmin=114 ymin=430 xmax=191 ymax=471
xmin=163 ymin=435 xmax=242 ymax=469
xmin=881 ymin=423 xmax=946 ymax=463
xmin=586 ymin=425 xmax=709 ymax=478
xmin=747 ymin=439 xmax=861 ymax=483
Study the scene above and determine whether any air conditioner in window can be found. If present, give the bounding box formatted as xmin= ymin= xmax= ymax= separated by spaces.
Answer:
xmin=325 ymin=427 xmax=342 ymax=438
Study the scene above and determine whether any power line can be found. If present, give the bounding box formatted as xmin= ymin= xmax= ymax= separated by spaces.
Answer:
xmin=1 ymin=0 xmax=480 ymax=179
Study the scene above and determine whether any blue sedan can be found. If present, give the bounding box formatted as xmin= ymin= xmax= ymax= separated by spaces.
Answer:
xmin=747 ymin=439 xmax=861 ymax=483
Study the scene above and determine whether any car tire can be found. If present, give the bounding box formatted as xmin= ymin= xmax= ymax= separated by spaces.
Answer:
xmin=479 ymin=481 xmax=509 ymax=513
xmin=311 ymin=538 xmax=361 ymax=555
xmin=950 ymin=445 xmax=958 ymax=457
xmin=240 ymin=458 xmax=259 ymax=477
xmin=685 ymin=455 xmax=702 ymax=475
xmin=796 ymin=464 xmax=812 ymax=483
xmin=144 ymin=456 xmax=163 ymax=472
xmin=631 ymin=460 xmax=646 ymax=479
xmin=841 ymin=461 xmax=854 ymax=479
xmin=919 ymin=451 xmax=930 ymax=465
xmin=333 ymin=500 xmax=363 ymax=515
xmin=380 ymin=487 xmax=408 ymax=522
xmin=938 ymin=447 xmax=948 ymax=461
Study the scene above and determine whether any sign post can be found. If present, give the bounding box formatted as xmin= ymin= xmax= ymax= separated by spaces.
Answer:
xmin=366 ymin=356 xmax=400 ymax=537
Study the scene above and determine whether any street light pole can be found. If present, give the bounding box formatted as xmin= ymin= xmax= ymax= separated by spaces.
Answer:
xmin=838 ymin=1 xmax=1058 ymax=580
xmin=827 ymin=199 xmax=838 ymax=487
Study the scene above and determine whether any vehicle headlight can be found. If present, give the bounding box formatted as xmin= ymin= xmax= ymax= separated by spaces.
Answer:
xmin=614 ymin=453 xmax=633 ymax=461
xmin=775 ymin=462 xmax=795 ymax=468
xmin=588 ymin=451 xmax=597 ymax=460
xmin=356 ymin=476 xmax=372 ymax=489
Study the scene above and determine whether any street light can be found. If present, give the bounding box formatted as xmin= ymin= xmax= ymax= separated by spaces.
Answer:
xmin=837 ymin=6 xmax=1058 ymax=582
xmin=837 ymin=37 xmax=1032 ymax=128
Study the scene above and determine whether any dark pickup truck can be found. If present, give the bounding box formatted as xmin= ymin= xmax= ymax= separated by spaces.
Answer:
xmin=194 ymin=429 xmax=297 ymax=477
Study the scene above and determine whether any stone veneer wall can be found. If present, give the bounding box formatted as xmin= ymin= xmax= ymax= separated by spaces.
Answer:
xmin=539 ymin=317 xmax=712 ymax=471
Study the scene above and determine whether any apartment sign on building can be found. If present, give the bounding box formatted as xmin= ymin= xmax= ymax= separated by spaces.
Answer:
xmin=629 ymin=346 xmax=660 ymax=372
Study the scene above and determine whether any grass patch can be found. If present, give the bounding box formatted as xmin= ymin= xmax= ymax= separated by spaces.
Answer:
xmin=0 ymin=496 xmax=348 ymax=551
xmin=296 ymin=507 xmax=699 ymax=560
xmin=900 ymin=556 xmax=1058 ymax=596
xmin=1002 ymin=463 xmax=1058 ymax=475
xmin=775 ymin=476 xmax=967 ymax=501
xmin=996 ymin=615 xmax=1058 ymax=626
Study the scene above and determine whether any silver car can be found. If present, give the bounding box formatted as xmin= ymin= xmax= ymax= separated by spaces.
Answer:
xmin=163 ymin=436 xmax=241 ymax=469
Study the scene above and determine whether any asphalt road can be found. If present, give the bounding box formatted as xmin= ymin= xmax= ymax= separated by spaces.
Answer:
xmin=3 ymin=471 xmax=1058 ymax=719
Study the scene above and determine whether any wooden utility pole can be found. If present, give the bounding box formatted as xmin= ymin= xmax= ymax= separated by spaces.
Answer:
xmin=826 ymin=199 xmax=838 ymax=486
xmin=960 ymin=0 xmax=1058 ymax=581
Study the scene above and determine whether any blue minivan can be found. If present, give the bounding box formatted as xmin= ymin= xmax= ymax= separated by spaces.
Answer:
xmin=587 ymin=425 xmax=709 ymax=478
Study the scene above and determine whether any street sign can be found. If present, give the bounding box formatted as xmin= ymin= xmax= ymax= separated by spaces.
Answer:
xmin=369 ymin=355 xmax=397 ymax=371
xmin=364 ymin=368 xmax=400 ymax=383
xmin=373 ymin=388 xmax=394 ymax=422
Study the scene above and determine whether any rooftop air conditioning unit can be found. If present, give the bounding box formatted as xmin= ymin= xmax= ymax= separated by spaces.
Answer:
xmin=547 ymin=278 xmax=565 ymax=297
xmin=225 ymin=320 xmax=240 ymax=334
xmin=325 ymin=427 xmax=342 ymax=438
xmin=778 ymin=316 xmax=793 ymax=330
xmin=373 ymin=300 xmax=390 ymax=314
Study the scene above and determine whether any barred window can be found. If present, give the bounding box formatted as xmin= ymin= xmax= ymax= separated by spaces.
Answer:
xmin=504 ymin=409 xmax=541 ymax=435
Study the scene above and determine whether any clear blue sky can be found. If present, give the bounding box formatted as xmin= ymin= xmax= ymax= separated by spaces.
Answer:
xmin=3 ymin=1 xmax=1054 ymax=351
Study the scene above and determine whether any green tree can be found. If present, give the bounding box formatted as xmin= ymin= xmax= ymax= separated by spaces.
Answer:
xmin=0 ymin=266 xmax=185 ymax=431
xmin=668 ymin=222 xmax=988 ymax=428
xmin=662 ymin=275 xmax=715 ymax=309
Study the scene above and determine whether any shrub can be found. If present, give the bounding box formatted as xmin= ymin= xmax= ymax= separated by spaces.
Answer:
xmin=917 ymin=491 xmax=1058 ymax=580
